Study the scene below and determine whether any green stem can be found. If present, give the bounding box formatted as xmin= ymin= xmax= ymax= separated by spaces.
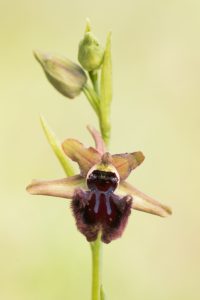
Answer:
xmin=83 ymin=84 xmax=100 ymax=116
xmin=90 ymin=234 xmax=103 ymax=300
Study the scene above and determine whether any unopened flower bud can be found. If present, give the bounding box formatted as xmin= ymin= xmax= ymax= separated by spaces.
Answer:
xmin=78 ymin=31 xmax=104 ymax=72
xmin=34 ymin=50 xmax=87 ymax=99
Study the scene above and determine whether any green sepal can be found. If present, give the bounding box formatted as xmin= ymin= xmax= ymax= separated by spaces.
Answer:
xmin=40 ymin=116 xmax=74 ymax=177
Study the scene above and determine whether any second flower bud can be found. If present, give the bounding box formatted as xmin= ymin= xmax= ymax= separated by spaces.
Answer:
xmin=78 ymin=31 xmax=104 ymax=72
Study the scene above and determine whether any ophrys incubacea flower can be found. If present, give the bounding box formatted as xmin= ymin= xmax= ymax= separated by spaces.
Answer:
xmin=27 ymin=127 xmax=172 ymax=243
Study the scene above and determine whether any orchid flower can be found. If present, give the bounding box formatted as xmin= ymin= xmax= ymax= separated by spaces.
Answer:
xmin=27 ymin=126 xmax=171 ymax=244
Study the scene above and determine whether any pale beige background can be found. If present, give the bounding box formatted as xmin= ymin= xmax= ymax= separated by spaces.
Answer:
xmin=0 ymin=0 xmax=200 ymax=299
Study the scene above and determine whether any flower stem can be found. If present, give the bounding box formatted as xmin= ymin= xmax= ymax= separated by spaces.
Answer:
xmin=83 ymin=83 xmax=100 ymax=116
xmin=90 ymin=234 xmax=103 ymax=300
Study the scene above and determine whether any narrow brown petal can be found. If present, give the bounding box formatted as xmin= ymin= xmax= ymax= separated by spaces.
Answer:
xmin=112 ymin=152 xmax=145 ymax=180
xmin=26 ymin=175 xmax=85 ymax=199
xmin=62 ymin=139 xmax=101 ymax=176
xmin=118 ymin=182 xmax=172 ymax=217
xmin=87 ymin=125 xmax=106 ymax=154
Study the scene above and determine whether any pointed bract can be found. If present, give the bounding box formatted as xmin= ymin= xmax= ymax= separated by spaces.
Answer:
xmin=100 ymin=32 xmax=112 ymax=144
xmin=40 ymin=116 xmax=74 ymax=177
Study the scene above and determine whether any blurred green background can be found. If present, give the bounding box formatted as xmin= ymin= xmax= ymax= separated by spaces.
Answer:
xmin=1 ymin=0 xmax=200 ymax=299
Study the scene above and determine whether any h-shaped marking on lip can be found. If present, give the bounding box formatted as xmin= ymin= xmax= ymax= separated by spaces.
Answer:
xmin=94 ymin=192 xmax=100 ymax=213
xmin=93 ymin=190 xmax=112 ymax=216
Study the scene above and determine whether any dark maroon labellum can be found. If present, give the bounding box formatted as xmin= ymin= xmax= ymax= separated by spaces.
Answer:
xmin=72 ymin=170 xmax=132 ymax=243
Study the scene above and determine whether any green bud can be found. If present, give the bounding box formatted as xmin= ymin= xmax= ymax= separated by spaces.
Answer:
xmin=34 ymin=50 xmax=87 ymax=99
xmin=78 ymin=30 xmax=104 ymax=72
